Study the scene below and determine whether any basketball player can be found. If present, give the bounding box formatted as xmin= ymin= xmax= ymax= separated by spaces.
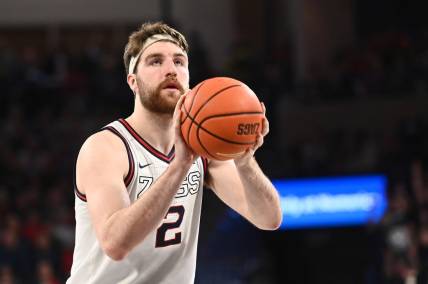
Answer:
xmin=67 ymin=22 xmax=282 ymax=284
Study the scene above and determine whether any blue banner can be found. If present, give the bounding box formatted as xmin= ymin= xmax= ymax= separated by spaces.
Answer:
xmin=273 ymin=175 xmax=388 ymax=230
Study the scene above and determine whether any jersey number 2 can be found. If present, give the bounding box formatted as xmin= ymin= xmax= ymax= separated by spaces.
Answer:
xmin=155 ymin=205 xmax=185 ymax=247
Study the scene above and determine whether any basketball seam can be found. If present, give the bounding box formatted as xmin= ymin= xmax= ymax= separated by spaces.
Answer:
xmin=197 ymin=113 xmax=261 ymax=145
xmin=200 ymin=111 xmax=264 ymax=122
xmin=181 ymin=107 xmax=213 ymax=159
xmin=187 ymin=84 xmax=241 ymax=145
xmin=196 ymin=127 xmax=218 ymax=159
xmin=187 ymin=82 xmax=205 ymax=117
xmin=180 ymin=81 xmax=205 ymax=126
xmin=197 ymin=121 xmax=253 ymax=160
xmin=182 ymin=107 xmax=260 ymax=145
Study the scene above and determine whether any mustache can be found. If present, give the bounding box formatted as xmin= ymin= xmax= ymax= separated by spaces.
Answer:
xmin=158 ymin=78 xmax=185 ymax=94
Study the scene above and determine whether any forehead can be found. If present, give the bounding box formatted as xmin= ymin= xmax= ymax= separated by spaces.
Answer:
xmin=141 ymin=41 xmax=187 ymax=59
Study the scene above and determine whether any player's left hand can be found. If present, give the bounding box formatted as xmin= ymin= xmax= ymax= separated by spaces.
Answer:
xmin=234 ymin=102 xmax=269 ymax=167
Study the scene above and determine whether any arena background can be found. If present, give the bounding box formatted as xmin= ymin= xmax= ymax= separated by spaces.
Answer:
xmin=0 ymin=0 xmax=428 ymax=283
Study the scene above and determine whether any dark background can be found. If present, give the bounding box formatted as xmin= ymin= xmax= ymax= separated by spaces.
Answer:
xmin=0 ymin=0 xmax=428 ymax=283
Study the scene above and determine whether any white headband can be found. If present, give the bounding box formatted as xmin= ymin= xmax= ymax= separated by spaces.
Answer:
xmin=128 ymin=34 xmax=183 ymax=75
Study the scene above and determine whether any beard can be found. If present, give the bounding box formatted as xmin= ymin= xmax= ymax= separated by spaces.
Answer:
xmin=136 ymin=76 xmax=185 ymax=114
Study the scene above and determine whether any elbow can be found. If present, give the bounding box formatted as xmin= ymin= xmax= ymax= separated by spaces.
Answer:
xmin=105 ymin=247 xmax=127 ymax=262
xmin=258 ymin=210 xmax=283 ymax=231
xmin=101 ymin=238 xmax=129 ymax=261
xmin=267 ymin=214 xmax=283 ymax=231
xmin=256 ymin=193 xmax=283 ymax=231
xmin=272 ymin=212 xmax=283 ymax=230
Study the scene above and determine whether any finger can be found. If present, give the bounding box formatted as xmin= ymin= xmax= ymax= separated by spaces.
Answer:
xmin=251 ymin=132 xmax=263 ymax=151
xmin=255 ymin=132 xmax=264 ymax=149
xmin=173 ymin=96 xmax=186 ymax=129
xmin=243 ymin=147 xmax=254 ymax=158
xmin=261 ymin=117 xmax=269 ymax=136
xmin=261 ymin=102 xmax=266 ymax=115
xmin=177 ymin=94 xmax=186 ymax=109
xmin=174 ymin=95 xmax=185 ymax=117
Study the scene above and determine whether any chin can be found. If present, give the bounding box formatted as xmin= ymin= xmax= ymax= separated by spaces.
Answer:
xmin=163 ymin=94 xmax=180 ymax=110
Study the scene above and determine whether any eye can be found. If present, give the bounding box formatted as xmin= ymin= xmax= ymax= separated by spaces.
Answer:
xmin=149 ymin=58 xmax=162 ymax=66
xmin=174 ymin=59 xmax=184 ymax=66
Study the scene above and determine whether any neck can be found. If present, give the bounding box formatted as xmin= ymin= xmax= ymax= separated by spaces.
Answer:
xmin=126 ymin=106 xmax=175 ymax=155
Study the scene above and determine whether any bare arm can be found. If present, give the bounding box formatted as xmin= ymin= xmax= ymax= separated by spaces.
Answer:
xmin=77 ymin=96 xmax=196 ymax=260
xmin=206 ymin=158 xmax=282 ymax=230
xmin=205 ymin=103 xmax=282 ymax=230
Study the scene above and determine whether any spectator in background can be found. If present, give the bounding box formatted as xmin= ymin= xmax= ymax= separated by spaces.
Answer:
xmin=36 ymin=260 xmax=60 ymax=284
xmin=0 ymin=215 xmax=31 ymax=283
xmin=0 ymin=265 xmax=18 ymax=284
xmin=381 ymin=183 xmax=417 ymax=284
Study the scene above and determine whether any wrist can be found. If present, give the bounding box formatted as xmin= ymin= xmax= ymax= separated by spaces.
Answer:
xmin=169 ymin=159 xmax=193 ymax=174
xmin=234 ymin=156 xmax=255 ymax=170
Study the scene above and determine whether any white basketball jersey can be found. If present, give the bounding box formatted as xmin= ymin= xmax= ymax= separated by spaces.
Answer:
xmin=67 ymin=119 xmax=206 ymax=284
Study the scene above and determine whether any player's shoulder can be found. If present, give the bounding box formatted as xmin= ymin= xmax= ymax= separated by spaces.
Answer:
xmin=79 ymin=128 xmax=128 ymax=162
xmin=76 ymin=127 xmax=131 ymax=195
xmin=84 ymin=128 xmax=124 ymax=148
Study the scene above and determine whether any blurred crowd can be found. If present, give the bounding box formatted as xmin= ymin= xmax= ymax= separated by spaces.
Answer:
xmin=293 ymin=31 xmax=428 ymax=103
xmin=0 ymin=26 xmax=427 ymax=284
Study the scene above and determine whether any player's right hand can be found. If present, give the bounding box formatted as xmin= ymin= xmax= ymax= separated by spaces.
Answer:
xmin=172 ymin=93 xmax=198 ymax=167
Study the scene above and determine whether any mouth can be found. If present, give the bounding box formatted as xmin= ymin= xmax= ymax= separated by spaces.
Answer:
xmin=161 ymin=81 xmax=183 ymax=92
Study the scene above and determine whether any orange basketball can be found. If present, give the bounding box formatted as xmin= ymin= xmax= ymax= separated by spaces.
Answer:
xmin=180 ymin=77 xmax=264 ymax=161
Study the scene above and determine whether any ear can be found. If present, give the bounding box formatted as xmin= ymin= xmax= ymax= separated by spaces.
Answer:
xmin=127 ymin=74 xmax=138 ymax=94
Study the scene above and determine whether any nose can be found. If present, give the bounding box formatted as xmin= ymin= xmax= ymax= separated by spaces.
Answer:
xmin=164 ymin=59 xmax=177 ymax=79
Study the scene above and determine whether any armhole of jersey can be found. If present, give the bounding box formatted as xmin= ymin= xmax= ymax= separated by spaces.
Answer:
xmin=201 ymin=157 xmax=209 ymax=179
xmin=103 ymin=126 xmax=135 ymax=187
xmin=74 ymin=166 xmax=87 ymax=202
xmin=73 ymin=126 xmax=135 ymax=202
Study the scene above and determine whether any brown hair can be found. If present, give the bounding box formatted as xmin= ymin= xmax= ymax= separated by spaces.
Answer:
xmin=123 ymin=22 xmax=189 ymax=74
